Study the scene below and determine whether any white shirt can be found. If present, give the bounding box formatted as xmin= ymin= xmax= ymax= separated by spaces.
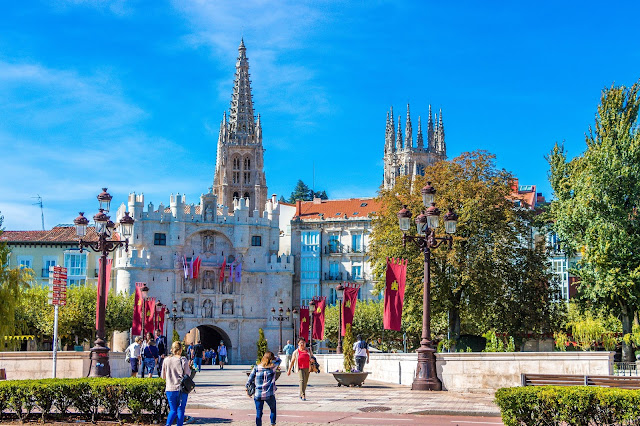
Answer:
xmin=127 ymin=342 xmax=141 ymax=358
xmin=353 ymin=341 xmax=368 ymax=357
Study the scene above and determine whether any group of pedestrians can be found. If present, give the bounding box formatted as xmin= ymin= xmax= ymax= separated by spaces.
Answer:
xmin=186 ymin=340 xmax=228 ymax=372
xmin=125 ymin=329 xmax=168 ymax=378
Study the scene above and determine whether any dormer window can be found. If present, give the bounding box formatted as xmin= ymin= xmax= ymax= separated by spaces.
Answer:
xmin=360 ymin=203 xmax=368 ymax=207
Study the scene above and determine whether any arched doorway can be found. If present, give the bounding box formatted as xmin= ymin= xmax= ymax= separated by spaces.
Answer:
xmin=196 ymin=325 xmax=232 ymax=364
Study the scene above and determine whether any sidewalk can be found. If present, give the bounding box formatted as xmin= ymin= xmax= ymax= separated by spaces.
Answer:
xmin=185 ymin=364 xmax=501 ymax=424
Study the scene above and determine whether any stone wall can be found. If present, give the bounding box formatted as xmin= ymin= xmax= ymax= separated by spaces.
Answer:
xmin=317 ymin=351 xmax=614 ymax=393
xmin=0 ymin=351 xmax=129 ymax=380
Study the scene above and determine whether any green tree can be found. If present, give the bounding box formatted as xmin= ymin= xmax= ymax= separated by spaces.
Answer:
xmin=342 ymin=323 xmax=355 ymax=372
xmin=370 ymin=151 xmax=559 ymax=346
xmin=256 ymin=328 xmax=268 ymax=364
xmin=287 ymin=180 xmax=329 ymax=203
xmin=548 ymin=81 xmax=640 ymax=361
xmin=0 ymin=213 xmax=35 ymax=342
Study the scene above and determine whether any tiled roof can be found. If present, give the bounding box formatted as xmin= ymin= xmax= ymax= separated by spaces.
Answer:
xmin=1 ymin=226 xmax=99 ymax=243
xmin=296 ymin=198 xmax=381 ymax=222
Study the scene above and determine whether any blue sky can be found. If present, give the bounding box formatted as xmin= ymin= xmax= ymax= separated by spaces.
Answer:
xmin=1 ymin=1 xmax=639 ymax=230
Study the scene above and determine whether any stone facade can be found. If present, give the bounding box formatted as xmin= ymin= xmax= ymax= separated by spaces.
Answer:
xmin=383 ymin=104 xmax=446 ymax=189
xmin=113 ymin=39 xmax=294 ymax=364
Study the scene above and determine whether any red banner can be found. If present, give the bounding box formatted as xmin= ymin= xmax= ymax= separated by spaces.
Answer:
xmin=144 ymin=298 xmax=156 ymax=336
xmin=384 ymin=258 xmax=407 ymax=331
xmin=299 ymin=306 xmax=310 ymax=342
xmin=341 ymin=284 xmax=359 ymax=336
xmin=132 ymin=283 xmax=144 ymax=335
xmin=219 ymin=259 xmax=226 ymax=283
xmin=312 ymin=297 xmax=326 ymax=340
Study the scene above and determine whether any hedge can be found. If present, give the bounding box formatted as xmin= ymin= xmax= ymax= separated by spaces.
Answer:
xmin=0 ymin=378 xmax=168 ymax=422
xmin=495 ymin=386 xmax=640 ymax=425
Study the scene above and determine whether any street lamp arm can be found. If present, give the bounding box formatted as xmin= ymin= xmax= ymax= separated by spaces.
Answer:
xmin=402 ymin=232 xmax=453 ymax=251
xmin=78 ymin=237 xmax=130 ymax=255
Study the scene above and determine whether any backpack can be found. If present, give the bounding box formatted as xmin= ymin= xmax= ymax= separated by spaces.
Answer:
xmin=125 ymin=346 xmax=131 ymax=363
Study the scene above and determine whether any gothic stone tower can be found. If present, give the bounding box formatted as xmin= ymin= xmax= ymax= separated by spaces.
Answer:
xmin=212 ymin=39 xmax=268 ymax=215
xmin=382 ymin=104 xmax=446 ymax=190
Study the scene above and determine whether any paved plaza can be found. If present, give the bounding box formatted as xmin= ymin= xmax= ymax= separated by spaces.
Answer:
xmin=184 ymin=364 xmax=502 ymax=425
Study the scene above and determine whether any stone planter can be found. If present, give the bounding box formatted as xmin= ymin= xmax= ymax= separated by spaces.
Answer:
xmin=245 ymin=370 xmax=282 ymax=381
xmin=331 ymin=371 xmax=369 ymax=387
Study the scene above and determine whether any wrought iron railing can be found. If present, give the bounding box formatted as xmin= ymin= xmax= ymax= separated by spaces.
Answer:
xmin=613 ymin=362 xmax=639 ymax=376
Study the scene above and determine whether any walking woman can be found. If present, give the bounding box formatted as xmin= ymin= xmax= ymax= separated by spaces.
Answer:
xmin=161 ymin=341 xmax=191 ymax=426
xmin=287 ymin=338 xmax=313 ymax=400
xmin=247 ymin=351 xmax=281 ymax=426
xmin=142 ymin=334 xmax=159 ymax=378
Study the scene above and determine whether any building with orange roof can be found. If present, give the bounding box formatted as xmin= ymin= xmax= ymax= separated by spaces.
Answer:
xmin=289 ymin=197 xmax=382 ymax=309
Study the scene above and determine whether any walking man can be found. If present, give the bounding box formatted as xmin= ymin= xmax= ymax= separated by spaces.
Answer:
xmin=155 ymin=329 xmax=168 ymax=377
xmin=282 ymin=339 xmax=295 ymax=372
xmin=217 ymin=340 xmax=227 ymax=369
xmin=192 ymin=340 xmax=204 ymax=372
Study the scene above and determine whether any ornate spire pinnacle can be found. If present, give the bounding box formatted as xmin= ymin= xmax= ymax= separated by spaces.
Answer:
xmin=437 ymin=108 xmax=445 ymax=154
xmin=417 ymin=116 xmax=424 ymax=149
xmin=396 ymin=115 xmax=403 ymax=150
xmin=385 ymin=109 xmax=395 ymax=153
xmin=229 ymin=38 xmax=256 ymax=143
xmin=405 ymin=103 xmax=412 ymax=149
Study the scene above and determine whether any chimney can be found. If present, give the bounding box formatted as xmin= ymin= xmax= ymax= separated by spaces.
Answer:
xmin=296 ymin=199 xmax=302 ymax=216
xmin=313 ymin=197 xmax=322 ymax=204
xmin=510 ymin=178 xmax=519 ymax=193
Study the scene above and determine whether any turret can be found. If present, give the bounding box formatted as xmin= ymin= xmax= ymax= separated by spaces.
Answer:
xmin=405 ymin=104 xmax=412 ymax=149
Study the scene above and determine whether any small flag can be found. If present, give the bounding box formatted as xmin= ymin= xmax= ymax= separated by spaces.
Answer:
xmin=312 ymin=297 xmax=327 ymax=340
xmin=299 ymin=306 xmax=310 ymax=342
xmin=384 ymin=258 xmax=407 ymax=331
xmin=342 ymin=284 xmax=359 ymax=336
xmin=219 ymin=259 xmax=226 ymax=283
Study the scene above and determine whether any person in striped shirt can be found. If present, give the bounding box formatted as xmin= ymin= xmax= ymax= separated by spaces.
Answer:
xmin=246 ymin=351 xmax=281 ymax=426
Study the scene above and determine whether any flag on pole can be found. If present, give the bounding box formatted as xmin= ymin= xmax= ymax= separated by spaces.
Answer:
xmin=132 ymin=283 xmax=144 ymax=335
xmin=312 ymin=297 xmax=327 ymax=340
xmin=230 ymin=262 xmax=235 ymax=283
xmin=299 ymin=306 xmax=310 ymax=342
xmin=235 ymin=262 xmax=242 ymax=282
xmin=144 ymin=298 xmax=155 ymax=334
xmin=183 ymin=256 xmax=188 ymax=279
xmin=341 ymin=284 xmax=360 ymax=336
xmin=219 ymin=259 xmax=226 ymax=283
xmin=383 ymin=258 xmax=407 ymax=331
xmin=194 ymin=256 xmax=201 ymax=279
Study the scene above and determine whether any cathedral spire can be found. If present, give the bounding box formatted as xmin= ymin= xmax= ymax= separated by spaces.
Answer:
xmin=427 ymin=104 xmax=435 ymax=152
xmin=405 ymin=103 xmax=412 ymax=149
xmin=437 ymin=108 xmax=445 ymax=154
xmin=229 ymin=39 xmax=256 ymax=143
xmin=417 ymin=116 xmax=424 ymax=149
xmin=396 ymin=116 xmax=403 ymax=150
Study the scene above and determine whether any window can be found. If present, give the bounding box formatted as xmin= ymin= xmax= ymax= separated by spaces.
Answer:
xmin=251 ymin=235 xmax=262 ymax=246
xmin=328 ymin=235 xmax=339 ymax=253
xmin=154 ymin=233 xmax=167 ymax=246
xmin=329 ymin=262 xmax=339 ymax=279
xmin=17 ymin=256 xmax=33 ymax=269
xmin=360 ymin=202 xmax=368 ymax=207
xmin=329 ymin=287 xmax=337 ymax=305
xmin=244 ymin=172 xmax=251 ymax=184
xmin=64 ymin=251 xmax=87 ymax=287
xmin=352 ymin=234 xmax=363 ymax=252
xmin=244 ymin=157 xmax=251 ymax=170
xmin=233 ymin=157 xmax=240 ymax=170
xmin=352 ymin=263 xmax=362 ymax=280
xmin=416 ymin=163 xmax=426 ymax=176
xmin=233 ymin=172 xmax=240 ymax=184
xmin=42 ymin=256 xmax=57 ymax=277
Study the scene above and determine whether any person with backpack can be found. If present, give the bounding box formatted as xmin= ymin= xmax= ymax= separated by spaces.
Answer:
xmin=125 ymin=336 xmax=143 ymax=377
xmin=142 ymin=334 xmax=160 ymax=378
xmin=353 ymin=335 xmax=370 ymax=372
xmin=161 ymin=341 xmax=191 ymax=426
xmin=246 ymin=351 xmax=281 ymax=426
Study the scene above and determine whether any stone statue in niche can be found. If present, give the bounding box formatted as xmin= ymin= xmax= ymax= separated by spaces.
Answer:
xmin=203 ymin=270 xmax=214 ymax=290
xmin=183 ymin=277 xmax=194 ymax=293
xmin=222 ymin=278 xmax=232 ymax=294
xmin=203 ymin=299 xmax=213 ymax=318
xmin=204 ymin=204 xmax=211 ymax=221
xmin=222 ymin=299 xmax=233 ymax=315
xmin=183 ymin=299 xmax=193 ymax=315
xmin=203 ymin=233 xmax=215 ymax=253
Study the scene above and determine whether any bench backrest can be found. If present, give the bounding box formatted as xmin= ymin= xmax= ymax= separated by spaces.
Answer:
xmin=522 ymin=373 xmax=640 ymax=389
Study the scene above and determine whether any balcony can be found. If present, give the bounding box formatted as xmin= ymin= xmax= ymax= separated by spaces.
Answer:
xmin=323 ymin=272 xmax=343 ymax=281
xmin=324 ymin=244 xmax=345 ymax=254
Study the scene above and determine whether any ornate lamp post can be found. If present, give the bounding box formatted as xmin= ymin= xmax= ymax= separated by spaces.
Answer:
xmin=168 ymin=300 xmax=184 ymax=335
xmin=292 ymin=308 xmax=299 ymax=343
xmin=397 ymin=182 xmax=458 ymax=391
xmin=271 ymin=299 xmax=291 ymax=353
xmin=309 ymin=299 xmax=316 ymax=350
xmin=140 ymin=283 xmax=150 ymax=338
xmin=74 ymin=188 xmax=134 ymax=377
xmin=336 ymin=283 xmax=345 ymax=354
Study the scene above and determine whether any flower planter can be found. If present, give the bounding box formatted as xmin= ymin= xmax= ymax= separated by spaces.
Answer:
xmin=245 ymin=370 xmax=282 ymax=381
xmin=331 ymin=371 xmax=369 ymax=387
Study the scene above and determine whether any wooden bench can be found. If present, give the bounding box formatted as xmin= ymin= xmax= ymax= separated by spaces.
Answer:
xmin=522 ymin=373 xmax=640 ymax=389
xmin=0 ymin=368 xmax=6 ymax=380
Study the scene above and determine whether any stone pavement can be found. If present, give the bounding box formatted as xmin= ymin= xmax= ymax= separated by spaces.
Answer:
xmin=184 ymin=364 xmax=502 ymax=425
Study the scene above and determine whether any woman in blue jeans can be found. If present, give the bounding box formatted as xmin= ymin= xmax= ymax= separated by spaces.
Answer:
xmin=161 ymin=341 xmax=191 ymax=426
xmin=246 ymin=351 xmax=281 ymax=426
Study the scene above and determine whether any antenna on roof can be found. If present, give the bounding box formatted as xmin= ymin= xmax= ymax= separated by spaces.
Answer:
xmin=312 ymin=161 xmax=315 ymax=195
xmin=32 ymin=195 xmax=45 ymax=230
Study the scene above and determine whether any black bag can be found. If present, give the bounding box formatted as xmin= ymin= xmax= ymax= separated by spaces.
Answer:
xmin=180 ymin=358 xmax=196 ymax=394
xmin=246 ymin=367 xmax=256 ymax=396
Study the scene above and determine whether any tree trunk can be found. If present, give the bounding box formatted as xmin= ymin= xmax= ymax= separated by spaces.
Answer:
xmin=621 ymin=303 xmax=636 ymax=363
xmin=448 ymin=307 xmax=461 ymax=344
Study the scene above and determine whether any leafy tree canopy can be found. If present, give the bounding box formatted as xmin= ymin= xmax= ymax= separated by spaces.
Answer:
xmin=287 ymin=180 xmax=328 ymax=203
xmin=548 ymin=80 xmax=640 ymax=360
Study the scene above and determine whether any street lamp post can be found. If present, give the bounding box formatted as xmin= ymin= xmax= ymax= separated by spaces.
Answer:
xmin=73 ymin=188 xmax=134 ymax=378
xmin=397 ymin=182 xmax=458 ymax=391
xmin=292 ymin=308 xmax=299 ymax=343
xmin=336 ymin=283 xmax=345 ymax=354
xmin=167 ymin=300 xmax=184 ymax=335
xmin=271 ymin=299 xmax=291 ymax=353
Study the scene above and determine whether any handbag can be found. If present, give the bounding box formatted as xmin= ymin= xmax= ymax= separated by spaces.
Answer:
xmin=180 ymin=358 xmax=196 ymax=394
xmin=310 ymin=356 xmax=320 ymax=373
xmin=246 ymin=367 xmax=256 ymax=396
